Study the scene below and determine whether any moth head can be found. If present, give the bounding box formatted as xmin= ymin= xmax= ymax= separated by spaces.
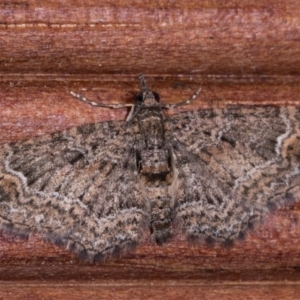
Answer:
xmin=135 ymin=91 xmax=160 ymax=106
xmin=136 ymin=73 xmax=160 ymax=106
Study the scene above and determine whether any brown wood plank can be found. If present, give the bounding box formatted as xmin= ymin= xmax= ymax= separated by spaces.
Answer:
xmin=1 ymin=74 xmax=300 ymax=291
xmin=1 ymin=281 xmax=300 ymax=300
xmin=0 ymin=0 xmax=299 ymax=75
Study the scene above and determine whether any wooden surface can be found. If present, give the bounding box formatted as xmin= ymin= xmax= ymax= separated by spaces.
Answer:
xmin=1 ymin=0 xmax=300 ymax=299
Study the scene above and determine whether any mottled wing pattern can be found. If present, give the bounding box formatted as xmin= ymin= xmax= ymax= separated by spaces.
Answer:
xmin=2 ymin=69 xmax=300 ymax=262
xmin=169 ymin=106 xmax=300 ymax=244
xmin=0 ymin=121 xmax=147 ymax=261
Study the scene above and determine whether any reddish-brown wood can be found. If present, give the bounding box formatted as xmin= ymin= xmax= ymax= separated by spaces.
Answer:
xmin=1 ymin=0 xmax=300 ymax=299
xmin=0 ymin=0 xmax=299 ymax=76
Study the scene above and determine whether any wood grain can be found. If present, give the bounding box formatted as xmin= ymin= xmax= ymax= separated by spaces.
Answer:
xmin=0 ymin=0 xmax=299 ymax=75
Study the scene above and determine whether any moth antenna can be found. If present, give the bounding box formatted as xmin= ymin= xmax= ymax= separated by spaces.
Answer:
xmin=139 ymin=73 xmax=149 ymax=92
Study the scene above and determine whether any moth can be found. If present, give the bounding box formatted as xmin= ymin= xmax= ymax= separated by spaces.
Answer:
xmin=0 ymin=74 xmax=299 ymax=261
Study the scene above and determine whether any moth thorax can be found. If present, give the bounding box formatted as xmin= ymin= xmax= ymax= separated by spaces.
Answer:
xmin=139 ymin=148 xmax=171 ymax=176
